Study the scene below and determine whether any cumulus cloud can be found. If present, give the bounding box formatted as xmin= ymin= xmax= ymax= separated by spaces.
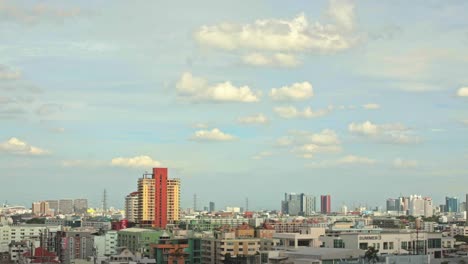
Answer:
xmin=362 ymin=103 xmax=380 ymax=110
xmin=274 ymin=106 xmax=331 ymax=119
xmin=277 ymin=129 xmax=342 ymax=159
xmin=243 ymin=53 xmax=300 ymax=67
xmin=457 ymin=87 xmax=468 ymax=97
xmin=176 ymin=72 xmax=260 ymax=103
xmin=0 ymin=137 xmax=48 ymax=156
xmin=393 ymin=158 xmax=419 ymax=169
xmin=238 ymin=113 xmax=269 ymax=125
xmin=195 ymin=1 xmax=358 ymax=54
xmin=110 ymin=155 xmax=161 ymax=168
xmin=190 ymin=128 xmax=236 ymax=142
xmin=0 ymin=65 xmax=21 ymax=80
xmin=270 ymin=82 xmax=313 ymax=101
xmin=348 ymin=121 xmax=419 ymax=144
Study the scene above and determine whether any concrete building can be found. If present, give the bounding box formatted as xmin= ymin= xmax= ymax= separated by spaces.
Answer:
xmin=59 ymin=199 xmax=74 ymax=215
xmin=273 ymin=227 xmax=325 ymax=249
xmin=60 ymin=229 xmax=95 ymax=264
xmin=94 ymin=231 xmax=118 ymax=258
xmin=46 ymin=200 xmax=59 ymax=215
xmin=136 ymin=168 xmax=170 ymax=228
xmin=209 ymin=202 xmax=215 ymax=213
xmin=117 ymin=228 xmax=163 ymax=257
xmin=386 ymin=198 xmax=398 ymax=212
xmin=167 ymin=178 xmax=180 ymax=223
xmin=201 ymin=232 xmax=261 ymax=264
xmin=0 ymin=224 xmax=62 ymax=253
xmin=282 ymin=193 xmax=316 ymax=216
xmin=321 ymin=231 xmax=450 ymax=259
xmin=74 ymin=199 xmax=88 ymax=215
xmin=320 ymin=195 xmax=331 ymax=214
xmin=137 ymin=175 xmax=155 ymax=227
xmin=32 ymin=201 xmax=53 ymax=216
xmin=409 ymin=195 xmax=425 ymax=216
xmin=125 ymin=192 xmax=139 ymax=223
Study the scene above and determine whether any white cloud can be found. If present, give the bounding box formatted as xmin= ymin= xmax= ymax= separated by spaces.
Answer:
xmin=362 ymin=103 xmax=380 ymax=110
xmin=110 ymin=155 xmax=161 ymax=168
xmin=176 ymin=72 xmax=260 ymax=103
xmin=195 ymin=11 xmax=357 ymax=53
xmin=0 ymin=65 xmax=21 ymax=80
xmin=190 ymin=128 xmax=236 ymax=142
xmin=348 ymin=121 xmax=419 ymax=144
xmin=270 ymin=82 xmax=313 ymax=101
xmin=243 ymin=53 xmax=300 ymax=67
xmin=274 ymin=106 xmax=331 ymax=119
xmin=393 ymin=158 xmax=419 ymax=169
xmin=252 ymin=151 xmax=273 ymax=160
xmin=337 ymin=155 xmax=375 ymax=164
xmin=0 ymin=137 xmax=48 ymax=156
xmin=238 ymin=113 xmax=269 ymax=125
xmin=457 ymin=87 xmax=468 ymax=97
xmin=328 ymin=0 xmax=355 ymax=31
xmin=280 ymin=129 xmax=342 ymax=159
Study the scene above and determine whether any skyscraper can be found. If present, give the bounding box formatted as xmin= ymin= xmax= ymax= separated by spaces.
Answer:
xmin=46 ymin=200 xmax=59 ymax=214
xmin=386 ymin=198 xmax=398 ymax=212
xmin=137 ymin=173 xmax=155 ymax=227
xmin=125 ymin=192 xmax=139 ymax=223
xmin=167 ymin=178 xmax=180 ymax=223
xmin=320 ymin=195 xmax=331 ymax=214
xmin=445 ymin=196 xmax=459 ymax=213
xmin=209 ymin=201 xmax=215 ymax=213
xmin=282 ymin=193 xmax=316 ymax=216
xmin=153 ymin=168 xmax=168 ymax=228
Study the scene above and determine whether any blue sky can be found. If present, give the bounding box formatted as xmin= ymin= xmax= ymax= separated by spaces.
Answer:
xmin=1 ymin=0 xmax=468 ymax=211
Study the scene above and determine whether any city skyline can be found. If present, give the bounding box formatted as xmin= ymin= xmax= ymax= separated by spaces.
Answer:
xmin=1 ymin=0 xmax=468 ymax=210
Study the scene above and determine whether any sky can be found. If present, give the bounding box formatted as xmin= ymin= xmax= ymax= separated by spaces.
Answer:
xmin=1 ymin=0 xmax=468 ymax=211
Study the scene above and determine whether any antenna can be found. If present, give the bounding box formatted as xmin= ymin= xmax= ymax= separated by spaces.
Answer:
xmin=102 ymin=189 xmax=107 ymax=214
xmin=193 ymin=194 xmax=197 ymax=211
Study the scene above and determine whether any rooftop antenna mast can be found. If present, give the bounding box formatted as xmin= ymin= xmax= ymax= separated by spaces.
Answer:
xmin=102 ymin=189 xmax=107 ymax=215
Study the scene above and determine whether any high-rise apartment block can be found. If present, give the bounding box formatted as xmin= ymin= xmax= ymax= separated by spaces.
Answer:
xmin=32 ymin=201 xmax=53 ymax=216
xmin=167 ymin=178 xmax=180 ymax=223
xmin=209 ymin=201 xmax=215 ymax=213
xmin=125 ymin=192 xmax=139 ymax=223
xmin=136 ymin=168 xmax=180 ymax=228
xmin=320 ymin=195 xmax=331 ymax=214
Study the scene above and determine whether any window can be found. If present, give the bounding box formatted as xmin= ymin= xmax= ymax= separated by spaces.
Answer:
xmin=383 ymin=242 xmax=388 ymax=250
xmin=389 ymin=242 xmax=394 ymax=250
xmin=359 ymin=243 xmax=368 ymax=250
xmin=333 ymin=239 xmax=345 ymax=248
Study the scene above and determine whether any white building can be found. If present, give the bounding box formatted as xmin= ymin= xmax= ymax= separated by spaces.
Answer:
xmin=94 ymin=231 xmax=118 ymax=258
xmin=125 ymin=192 xmax=138 ymax=223
xmin=273 ymin=227 xmax=325 ymax=249
xmin=0 ymin=224 xmax=62 ymax=253
xmin=320 ymin=231 xmax=451 ymax=260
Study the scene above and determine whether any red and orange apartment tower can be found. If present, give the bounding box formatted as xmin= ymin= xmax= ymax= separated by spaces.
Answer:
xmin=153 ymin=167 xmax=168 ymax=228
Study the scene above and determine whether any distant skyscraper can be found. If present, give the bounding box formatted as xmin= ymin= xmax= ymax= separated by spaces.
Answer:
xmin=125 ymin=192 xmax=139 ymax=223
xmin=209 ymin=202 xmax=215 ymax=212
xmin=320 ymin=195 xmax=331 ymax=214
xmin=74 ymin=199 xmax=88 ymax=214
xmin=167 ymin=178 xmax=180 ymax=223
xmin=282 ymin=193 xmax=301 ymax=215
xmin=32 ymin=202 xmax=41 ymax=215
xmin=302 ymin=195 xmax=316 ymax=216
xmin=59 ymin=199 xmax=74 ymax=214
xmin=445 ymin=196 xmax=459 ymax=213
xmin=386 ymin=198 xmax=398 ymax=211
xmin=409 ymin=195 xmax=425 ymax=216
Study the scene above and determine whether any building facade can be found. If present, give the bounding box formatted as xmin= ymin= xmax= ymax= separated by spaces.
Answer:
xmin=125 ymin=192 xmax=139 ymax=223
xmin=167 ymin=178 xmax=180 ymax=223
xmin=320 ymin=195 xmax=331 ymax=214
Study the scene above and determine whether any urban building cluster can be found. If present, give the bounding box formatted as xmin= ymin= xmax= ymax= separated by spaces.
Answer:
xmin=1 ymin=168 xmax=468 ymax=264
